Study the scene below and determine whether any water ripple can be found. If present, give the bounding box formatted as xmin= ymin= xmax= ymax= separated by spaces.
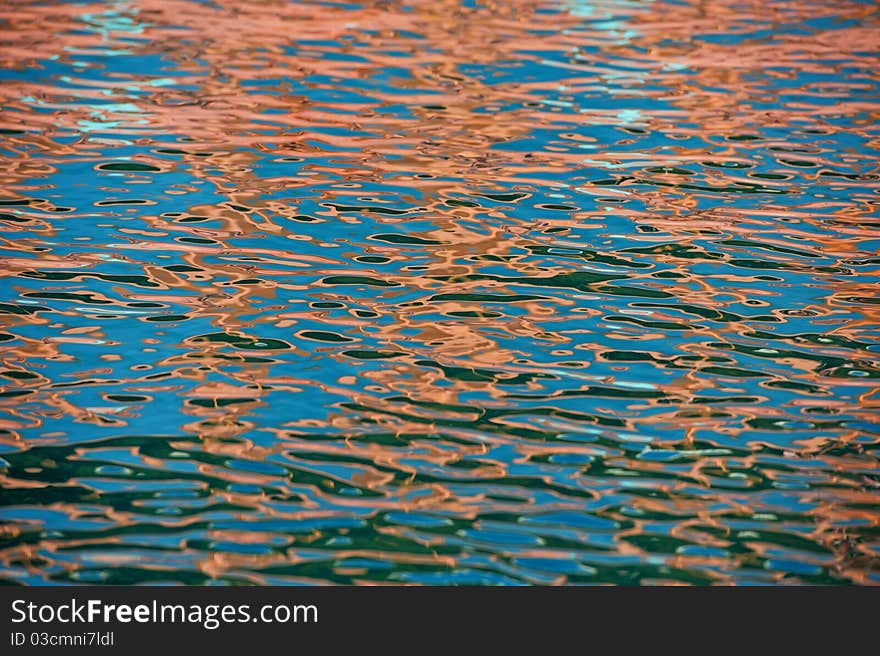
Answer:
xmin=0 ymin=0 xmax=878 ymax=585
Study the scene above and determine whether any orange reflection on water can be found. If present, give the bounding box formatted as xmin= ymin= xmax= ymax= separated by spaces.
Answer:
xmin=0 ymin=0 xmax=878 ymax=585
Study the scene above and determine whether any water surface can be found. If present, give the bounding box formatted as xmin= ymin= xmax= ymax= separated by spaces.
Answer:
xmin=1 ymin=0 xmax=879 ymax=585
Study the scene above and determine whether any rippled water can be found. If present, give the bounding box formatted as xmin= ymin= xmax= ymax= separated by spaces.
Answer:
xmin=1 ymin=0 xmax=878 ymax=585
